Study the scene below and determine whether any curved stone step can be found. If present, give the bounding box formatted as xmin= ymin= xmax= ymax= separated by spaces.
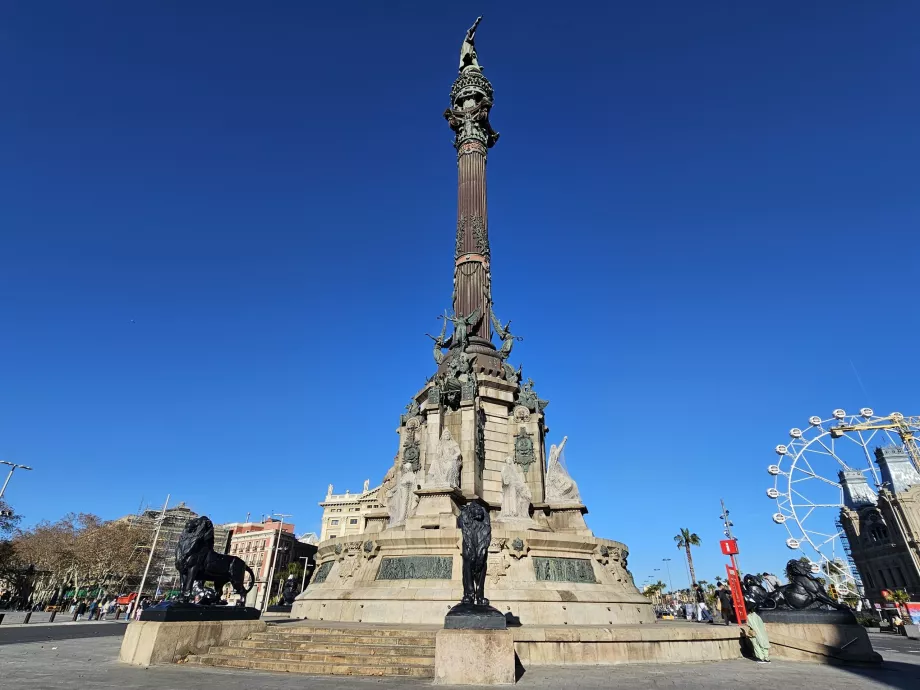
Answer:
xmin=189 ymin=654 xmax=434 ymax=677
xmin=229 ymin=640 xmax=435 ymax=655
xmin=266 ymin=625 xmax=437 ymax=639
xmin=249 ymin=632 xmax=434 ymax=646
xmin=207 ymin=646 xmax=434 ymax=666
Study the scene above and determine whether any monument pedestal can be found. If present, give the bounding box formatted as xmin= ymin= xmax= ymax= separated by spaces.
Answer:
xmin=119 ymin=618 xmax=266 ymax=666
xmin=758 ymin=609 xmax=882 ymax=665
xmin=434 ymin=628 xmax=515 ymax=685
xmin=406 ymin=487 xmax=465 ymax=530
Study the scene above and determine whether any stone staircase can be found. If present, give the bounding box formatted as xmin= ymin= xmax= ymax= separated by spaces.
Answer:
xmin=187 ymin=622 xmax=437 ymax=678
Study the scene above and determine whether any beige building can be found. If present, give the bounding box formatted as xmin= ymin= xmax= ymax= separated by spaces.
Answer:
xmin=225 ymin=518 xmax=318 ymax=607
xmin=318 ymin=480 xmax=383 ymax=541
xmin=840 ymin=446 xmax=920 ymax=602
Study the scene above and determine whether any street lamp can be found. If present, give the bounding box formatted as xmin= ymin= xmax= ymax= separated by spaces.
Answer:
xmin=299 ymin=556 xmax=311 ymax=593
xmin=662 ymin=558 xmax=674 ymax=595
xmin=0 ymin=461 xmax=33 ymax=501
xmin=262 ymin=513 xmax=292 ymax=612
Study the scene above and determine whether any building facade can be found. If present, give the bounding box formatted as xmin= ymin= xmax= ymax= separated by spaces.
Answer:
xmin=318 ymin=481 xmax=383 ymax=541
xmin=840 ymin=446 xmax=920 ymax=602
xmin=225 ymin=518 xmax=318 ymax=607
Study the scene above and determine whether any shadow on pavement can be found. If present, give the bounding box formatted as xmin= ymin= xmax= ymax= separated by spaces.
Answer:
xmin=0 ymin=622 xmax=128 ymax=646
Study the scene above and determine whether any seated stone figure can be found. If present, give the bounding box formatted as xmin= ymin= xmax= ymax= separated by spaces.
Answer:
xmin=426 ymin=429 xmax=462 ymax=489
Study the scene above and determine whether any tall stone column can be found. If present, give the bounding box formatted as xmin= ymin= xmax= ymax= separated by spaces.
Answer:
xmin=445 ymin=65 xmax=500 ymax=354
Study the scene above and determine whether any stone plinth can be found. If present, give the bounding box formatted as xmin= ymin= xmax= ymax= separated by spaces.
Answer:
xmin=760 ymin=617 xmax=881 ymax=664
xmin=407 ymin=487 xmax=465 ymax=530
xmin=533 ymin=503 xmax=591 ymax=535
xmin=119 ymin=619 xmax=266 ymax=666
xmin=511 ymin=623 xmax=743 ymax=665
xmin=434 ymin=628 xmax=515 ymax=685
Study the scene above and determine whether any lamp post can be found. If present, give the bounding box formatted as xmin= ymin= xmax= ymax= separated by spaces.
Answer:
xmin=719 ymin=498 xmax=741 ymax=575
xmin=662 ymin=558 xmax=674 ymax=596
xmin=299 ymin=556 xmax=311 ymax=593
xmin=262 ymin=513 xmax=292 ymax=612
xmin=0 ymin=461 xmax=33 ymax=501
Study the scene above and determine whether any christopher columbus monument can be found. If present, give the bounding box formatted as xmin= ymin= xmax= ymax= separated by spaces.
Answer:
xmin=292 ymin=18 xmax=653 ymax=627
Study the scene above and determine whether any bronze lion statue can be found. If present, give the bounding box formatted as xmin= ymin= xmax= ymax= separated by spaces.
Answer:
xmin=457 ymin=502 xmax=491 ymax=606
xmin=750 ymin=559 xmax=848 ymax=612
xmin=176 ymin=516 xmax=255 ymax=606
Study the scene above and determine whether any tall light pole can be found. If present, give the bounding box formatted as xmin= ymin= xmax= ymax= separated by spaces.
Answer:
xmin=262 ymin=513 xmax=292 ymax=612
xmin=299 ymin=556 xmax=311 ymax=593
xmin=0 ymin=461 xmax=33 ymax=501
xmin=662 ymin=558 xmax=674 ymax=595
xmin=719 ymin=498 xmax=741 ymax=575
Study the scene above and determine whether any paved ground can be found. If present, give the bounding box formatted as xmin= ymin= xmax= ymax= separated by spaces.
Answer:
xmin=0 ymin=623 xmax=918 ymax=688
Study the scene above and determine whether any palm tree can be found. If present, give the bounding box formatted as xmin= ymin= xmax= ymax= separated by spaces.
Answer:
xmin=674 ymin=528 xmax=702 ymax=585
xmin=888 ymin=589 xmax=910 ymax=618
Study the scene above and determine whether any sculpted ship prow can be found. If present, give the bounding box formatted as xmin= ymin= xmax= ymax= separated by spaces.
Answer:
xmin=293 ymin=19 xmax=652 ymax=628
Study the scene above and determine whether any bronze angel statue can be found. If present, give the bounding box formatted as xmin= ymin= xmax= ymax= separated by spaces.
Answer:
xmin=490 ymin=307 xmax=522 ymax=361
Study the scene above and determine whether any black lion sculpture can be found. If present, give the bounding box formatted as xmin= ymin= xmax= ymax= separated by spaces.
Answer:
xmin=750 ymin=559 xmax=848 ymax=612
xmin=176 ymin=516 xmax=255 ymax=606
xmin=457 ymin=502 xmax=491 ymax=606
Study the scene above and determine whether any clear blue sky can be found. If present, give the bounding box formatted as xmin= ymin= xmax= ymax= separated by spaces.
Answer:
xmin=2 ymin=2 xmax=918 ymax=588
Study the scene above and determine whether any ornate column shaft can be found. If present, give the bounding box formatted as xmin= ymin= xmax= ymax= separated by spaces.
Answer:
xmin=445 ymin=66 xmax=500 ymax=347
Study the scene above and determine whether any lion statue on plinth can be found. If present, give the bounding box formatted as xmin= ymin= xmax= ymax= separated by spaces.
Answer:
xmin=747 ymin=559 xmax=848 ymax=612
xmin=176 ymin=516 xmax=255 ymax=606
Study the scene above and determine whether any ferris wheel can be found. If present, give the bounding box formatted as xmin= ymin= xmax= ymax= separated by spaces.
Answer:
xmin=766 ymin=408 xmax=920 ymax=592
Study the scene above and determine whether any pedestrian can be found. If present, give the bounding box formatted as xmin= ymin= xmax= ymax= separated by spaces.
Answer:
xmin=745 ymin=611 xmax=771 ymax=663
xmin=88 ymin=600 xmax=98 ymax=620
xmin=763 ymin=572 xmax=781 ymax=591
xmin=693 ymin=584 xmax=709 ymax=622
xmin=75 ymin=599 xmax=87 ymax=621
xmin=716 ymin=582 xmax=733 ymax=625
xmin=760 ymin=572 xmax=775 ymax=594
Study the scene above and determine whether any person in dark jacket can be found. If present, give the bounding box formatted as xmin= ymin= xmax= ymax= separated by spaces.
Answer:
xmin=716 ymin=582 xmax=733 ymax=625
xmin=75 ymin=600 xmax=88 ymax=621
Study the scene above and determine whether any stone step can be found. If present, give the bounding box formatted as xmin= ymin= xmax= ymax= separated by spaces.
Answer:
xmin=230 ymin=639 xmax=436 ymax=655
xmin=263 ymin=625 xmax=437 ymax=639
xmin=249 ymin=632 xmax=434 ymax=646
xmin=208 ymin=645 xmax=435 ymax=666
xmin=189 ymin=654 xmax=434 ymax=677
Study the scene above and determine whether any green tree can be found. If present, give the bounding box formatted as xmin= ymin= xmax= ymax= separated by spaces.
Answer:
xmin=674 ymin=528 xmax=701 ymax=585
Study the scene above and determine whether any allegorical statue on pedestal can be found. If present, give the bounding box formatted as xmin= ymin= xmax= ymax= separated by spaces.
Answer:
xmin=545 ymin=436 xmax=582 ymax=504
xmin=500 ymin=456 xmax=532 ymax=520
xmin=441 ymin=308 xmax=481 ymax=353
xmin=426 ymin=429 xmax=462 ymax=489
xmin=387 ymin=461 xmax=419 ymax=527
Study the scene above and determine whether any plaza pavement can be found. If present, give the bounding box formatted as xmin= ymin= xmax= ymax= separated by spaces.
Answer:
xmin=1 ymin=622 xmax=919 ymax=689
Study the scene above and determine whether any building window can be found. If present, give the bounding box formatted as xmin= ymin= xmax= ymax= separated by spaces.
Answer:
xmin=329 ymin=534 xmax=337 ymax=539
xmin=349 ymin=518 xmax=358 ymax=525
xmin=330 ymin=519 xmax=339 ymax=526
xmin=895 ymin=566 xmax=906 ymax=587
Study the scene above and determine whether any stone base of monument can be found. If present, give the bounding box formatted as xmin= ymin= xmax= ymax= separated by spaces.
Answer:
xmin=292 ymin=527 xmax=654 ymax=626
xmin=434 ymin=628 xmax=515 ymax=685
xmin=119 ymin=618 xmax=266 ymax=666
xmin=758 ymin=609 xmax=882 ymax=665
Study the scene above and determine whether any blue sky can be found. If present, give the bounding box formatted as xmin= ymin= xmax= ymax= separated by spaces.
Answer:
xmin=1 ymin=2 xmax=918 ymax=589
